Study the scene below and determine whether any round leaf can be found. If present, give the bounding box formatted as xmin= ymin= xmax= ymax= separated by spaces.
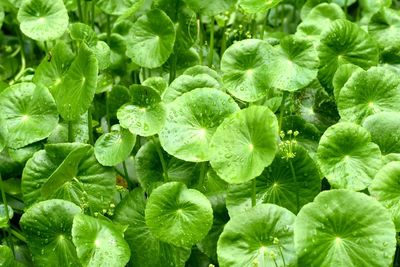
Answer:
xmin=0 ymin=245 xmax=13 ymax=266
xmin=113 ymin=188 xmax=191 ymax=267
xmin=97 ymin=0 xmax=143 ymax=16
xmin=217 ymin=204 xmax=296 ymax=267
xmin=338 ymin=67 xmax=400 ymax=124
xmin=117 ymin=85 xmax=166 ymax=136
xmin=19 ymin=199 xmax=81 ymax=266
xmin=210 ymin=106 xmax=279 ymax=184
xmin=94 ymin=125 xmax=136 ymax=166
xmin=332 ymin=63 xmax=363 ymax=100
xmin=363 ymin=112 xmax=400 ymax=155
xmin=221 ymin=39 xmax=274 ymax=102
xmin=0 ymin=82 xmax=59 ymax=149
xmin=239 ymin=0 xmax=283 ymax=13
xmin=159 ymin=88 xmax=239 ymax=162
xmin=370 ymin=161 xmax=400 ymax=231
xmin=318 ymin=19 xmax=379 ymax=91
xmin=145 ymin=182 xmax=213 ymax=247
xmin=294 ymin=189 xmax=396 ymax=266
xmin=182 ymin=0 xmax=237 ymax=16
xmin=226 ymin=145 xmax=321 ymax=216
xmin=72 ymin=214 xmax=131 ymax=267
xmin=17 ymin=0 xmax=69 ymax=41
xmin=126 ymin=9 xmax=175 ymax=68
xmin=317 ymin=122 xmax=382 ymax=191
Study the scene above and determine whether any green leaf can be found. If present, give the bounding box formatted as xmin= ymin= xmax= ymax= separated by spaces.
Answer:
xmin=0 ymin=116 xmax=8 ymax=153
xmin=17 ymin=0 xmax=69 ymax=41
xmin=217 ymin=204 xmax=296 ymax=267
xmin=0 ymin=245 xmax=14 ymax=266
xmin=317 ymin=122 xmax=382 ymax=191
xmin=91 ymin=41 xmax=111 ymax=70
xmin=126 ymin=9 xmax=176 ymax=68
xmin=294 ymin=189 xmax=396 ymax=266
xmin=239 ymin=0 xmax=283 ymax=13
xmin=145 ymin=182 xmax=213 ymax=247
xmin=113 ymin=188 xmax=191 ymax=267
xmin=117 ymin=85 xmax=166 ymax=136
xmin=135 ymin=139 xmax=199 ymax=193
xmin=332 ymin=63 xmax=363 ymax=100
xmin=47 ymin=112 xmax=89 ymax=144
xmin=53 ymin=44 xmax=98 ymax=121
xmin=268 ymin=35 xmax=319 ymax=92
xmin=97 ymin=0 xmax=143 ymax=16
xmin=318 ymin=19 xmax=379 ymax=91
xmin=20 ymin=199 xmax=81 ymax=267
xmin=33 ymin=41 xmax=74 ymax=91
xmin=142 ymin=77 xmax=168 ymax=95
xmin=72 ymin=214 xmax=131 ymax=267
xmin=182 ymin=0 xmax=237 ymax=16
xmin=210 ymin=106 xmax=279 ymax=184
xmin=337 ymin=67 xmax=400 ymax=123
xmin=69 ymin=23 xmax=98 ymax=46
xmin=159 ymin=88 xmax=239 ymax=162
xmin=226 ymin=145 xmax=321 ymax=216
xmin=370 ymin=161 xmax=400 ymax=231
xmin=362 ymin=112 xmax=400 ymax=155
xmin=0 ymin=204 xmax=13 ymax=228
xmin=301 ymin=0 xmax=356 ymax=20
xmin=183 ymin=65 xmax=222 ymax=85
xmin=94 ymin=125 xmax=136 ymax=166
xmin=221 ymin=39 xmax=274 ymax=102
xmin=0 ymin=82 xmax=59 ymax=149
xmin=22 ymin=143 xmax=116 ymax=212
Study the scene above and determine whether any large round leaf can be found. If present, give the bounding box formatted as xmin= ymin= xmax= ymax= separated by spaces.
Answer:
xmin=126 ymin=9 xmax=175 ymax=68
xmin=19 ymin=199 xmax=81 ymax=267
xmin=17 ymin=0 xmax=69 ymax=41
xmin=53 ymin=44 xmax=98 ymax=121
xmin=221 ymin=39 xmax=274 ymax=102
xmin=145 ymin=182 xmax=213 ymax=247
xmin=318 ymin=19 xmax=379 ymax=91
xmin=113 ymin=188 xmax=191 ymax=267
xmin=182 ymin=0 xmax=237 ymax=16
xmin=117 ymin=85 xmax=166 ymax=136
xmin=94 ymin=125 xmax=136 ymax=166
xmin=72 ymin=214 xmax=130 ymax=267
xmin=369 ymin=162 xmax=400 ymax=231
xmin=239 ymin=0 xmax=283 ymax=13
xmin=0 ymin=82 xmax=58 ymax=149
xmin=22 ymin=143 xmax=116 ymax=212
xmin=97 ymin=0 xmax=143 ymax=16
xmin=210 ymin=106 xmax=279 ymax=184
xmin=363 ymin=112 xmax=400 ymax=155
xmin=135 ymin=139 xmax=199 ymax=193
xmin=332 ymin=63 xmax=363 ymax=100
xmin=217 ymin=204 xmax=296 ymax=267
xmin=226 ymin=145 xmax=321 ymax=216
xmin=294 ymin=189 xmax=396 ymax=266
xmin=338 ymin=67 xmax=400 ymax=123
xmin=317 ymin=122 xmax=382 ymax=190
xmin=159 ymin=88 xmax=239 ymax=162
xmin=268 ymin=35 xmax=319 ymax=92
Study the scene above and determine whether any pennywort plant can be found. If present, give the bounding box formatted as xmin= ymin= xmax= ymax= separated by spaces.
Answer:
xmin=1 ymin=0 xmax=400 ymax=266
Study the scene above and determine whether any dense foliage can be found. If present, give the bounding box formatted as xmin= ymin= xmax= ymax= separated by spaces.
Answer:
xmin=1 ymin=0 xmax=400 ymax=266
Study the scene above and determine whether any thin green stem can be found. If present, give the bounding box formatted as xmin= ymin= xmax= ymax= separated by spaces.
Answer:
xmin=197 ymin=14 xmax=203 ymax=65
xmin=278 ymin=245 xmax=286 ymax=266
xmin=289 ymin=159 xmax=299 ymax=213
xmin=344 ymin=0 xmax=348 ymax=14
xmin=198 ymin=162 xmax=208 ymax=190
xmin=250 ymin=14 xmax=257 ymax=38
xmin=251 ymin=178 xmax=257 ymax=207
xmin=105 ymin=92 xmax=111 ymax=132
xmin=68 ymin=121 xmax=73 ymax=142
xmin=91 ymin=0 xmax=96 ymax=28
xmin=10 ymin=228 xmax=27 ymax=243
xmin=43 ymin=41 xmax=49 ymax=53
xmin=106 ymin=15 xmax=111 ymax=43
xmin=220 ymin=19 xmax=228 ymax=55
xmin=207 ymin=16 xmax=215 ymax=67
xmin=0 ymin=174 xmax=10 ymax=224
xmin=76 ymin=0 xmax=83 ymax=22
xmin=87 ymin=108 xmax=94 ymax=145
xmin=278 ymin=91 xmax=288 ymax=131
xmin=169 ymin=53 xmax=177 ymax=84
xmin=122 ymin=161 xmax=129 ymax=181
xmin=11 ymin=29 xmax=26 ymax=84
xmin=153 ymin=137 xmax=169 ymax=182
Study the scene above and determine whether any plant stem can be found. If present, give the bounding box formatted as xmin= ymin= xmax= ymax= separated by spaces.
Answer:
xmin=11 ymin=29 xmax=26 ymax=84
xmin=153 ymin=137 xmax=169 ymax=182
xmin=0 ymin=173 xmax=15 ymax=254
xmin=197 ymin=14 xmax=203 ymax=65
xmin=77 ymin=0 xmax=83 ymax=22
xmin=87 ymin=108 xmax=94 ymax=145
xmin=278 ymin=245 xmax=286 ymax=266
xmin=43 ymin=41 xmax=49 ymax=54
xmin=221 ymin=19 xmax=228 ymax=55
xmin=251 ymin=178 xmax=257 ymax=207
xmin=106 ymin=15 xmax=111 ymax=43
xmin=122 ymin=160 xmax=129 ymax=181
xmin=250 ymin=14 xmax=257 ymax=38
xmin=207 ymin=16 xmax=215 ymax=67
xmin=91 ymin=0 xmax=96 ymax=28
xmin=278 ymin=91 xmax=288 ymax=131
xmin=105 ymin=92 xmax=111 ymax=132
xmin=198 ymin=162 xmax=208 ymax=190
xmin=10 ymin=228 xmax=27 ymax=243
xmin=168 ymin=53 xmax=177 ymax=84
xmin=68 ymin=121 xmax=73 ymax=142
xmin=289 ymin=159 xmax=300 ymax=213
xmin=344 ymin=0 xmax=348 ymax=14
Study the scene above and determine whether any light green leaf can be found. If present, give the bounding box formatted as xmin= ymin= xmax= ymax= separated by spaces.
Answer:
xmin=332 ymin=63 xmax=363 ymax=100
xmin=159 ymin=88 xmax=239 ymax=162
xmin=239 ymin=0 xmax=283 ymax=13
xmin=294 ymin=189 xmax=396 ymax=266
xmin=0 ymin=245 xmax=14 ymax=266
xmin=0 ymin=204 xmax=13 ymax=228
xmin=317 ymin=122 xmax=382 ymax=190
xmin=72 ymin=214 xmax=130 ymax=267
xmin=210 ymin=106 xmax=279 ymax=184
xmin=217 ymin=204 xmax=296 ymax=267
xmin=0 ymin=82 xmax=59 ymax=149
xmin=182 ymin=0 xmax=237 ymax=16
xmin=97 ymin=0 xmax=143 ymax=16
xmin=20 ymin=199 xmax=81 ymax=267
xmin=145 ymin=182 xmax=213 ymax=247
